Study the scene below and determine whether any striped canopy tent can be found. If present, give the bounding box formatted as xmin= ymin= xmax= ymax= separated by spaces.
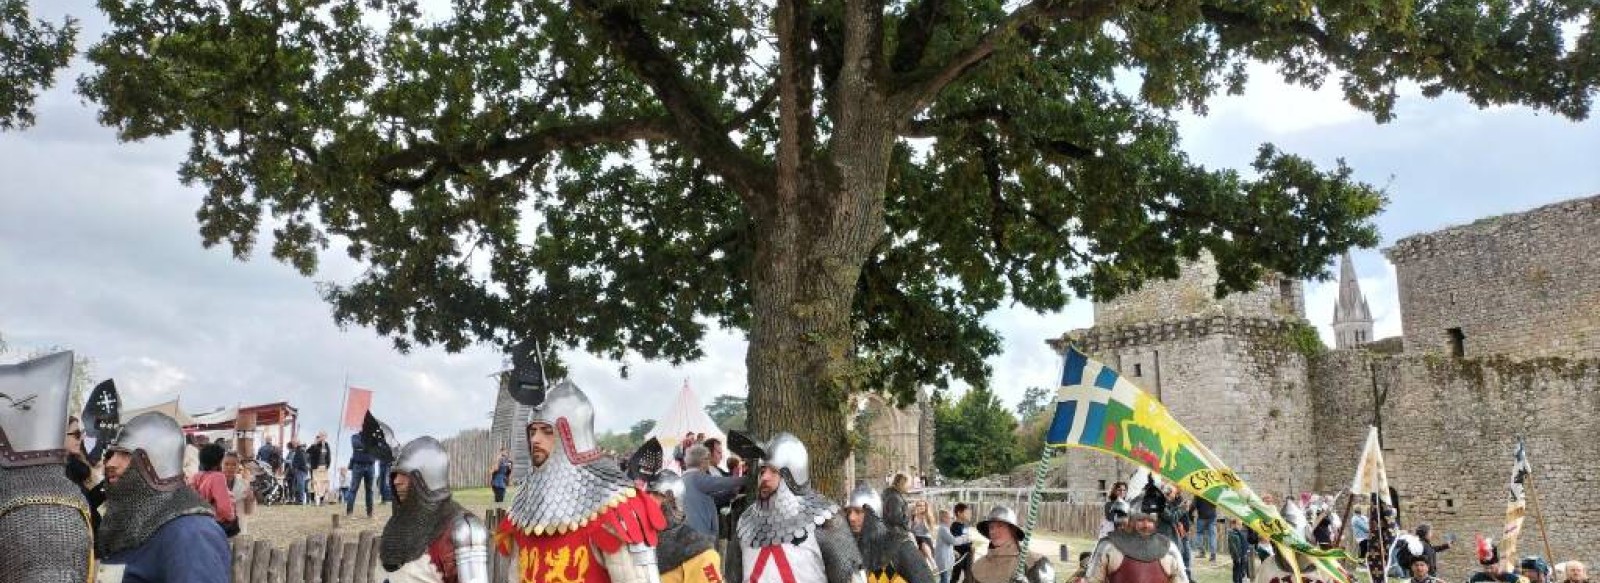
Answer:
xmin=645 ymin=380 xmax=726 ymax=471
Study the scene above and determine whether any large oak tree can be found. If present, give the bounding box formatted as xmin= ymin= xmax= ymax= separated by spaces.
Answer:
xmin=0 ymin=0 xmax=75 ymax=130
xmin=79 ymin=0 xmax=1595 ymax=494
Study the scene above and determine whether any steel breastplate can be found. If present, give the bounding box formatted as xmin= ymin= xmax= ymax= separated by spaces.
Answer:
xmin=508 ymin=456 xmax=634 ymax=535
xmin=738 ymin=485 xmax=837 ymax=548
xmin=97 ymin=469 xmax=214 ymax=558
xmin=381 ymin=494 xmax=466 ymax=570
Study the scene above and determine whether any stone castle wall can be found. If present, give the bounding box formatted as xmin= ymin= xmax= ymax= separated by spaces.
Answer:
xmin=1384 ymin=195 xmax=1600 ymax=359
xmin=1052 ymin=316 xmax=1316 ymax=496
xmin=1092 ymin=254 xmax=1306 ymax=328
xmin=860 ymin=393 xmax=928 ymax=485
xmin=1311 ymin=351 xmax=1600 ymax=576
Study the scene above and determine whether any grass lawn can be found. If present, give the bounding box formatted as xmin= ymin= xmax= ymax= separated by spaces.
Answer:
xmin=452 ymin=487 xmax=500 ymax=509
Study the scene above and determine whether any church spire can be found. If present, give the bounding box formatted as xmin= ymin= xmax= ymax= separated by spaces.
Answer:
xmin=1332 ymin=252 xmax=1374 ymax=349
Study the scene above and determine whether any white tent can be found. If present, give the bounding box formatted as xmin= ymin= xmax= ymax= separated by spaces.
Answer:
xmin=645 ymin=381 xmax=727 ymax=470
xmin=121 ymin=399 xmax=196 ymax=427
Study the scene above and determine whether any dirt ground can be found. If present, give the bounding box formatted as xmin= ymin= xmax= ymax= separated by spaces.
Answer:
xmin=241 ymin=488 xmax=501 ymax=547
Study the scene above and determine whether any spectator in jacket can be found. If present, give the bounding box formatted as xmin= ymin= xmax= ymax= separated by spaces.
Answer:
xmin=1190 ymin=496 xmax=1218 ymax=562
xmin=256 ymin=437 xmax=282 ymax=472
xmin=1560 ymin=561 xmax=1588 ymax=583
xmin=950 ymin=503 xmax=974 ymax=583
xmin=1226 ymin=518 xmax=1252 ymax=583
xmin=222 ymin=451 xmax=255 ymax=535
xmin=307 ymin=431 xmax=332 ymax=505
xmin=190 ymin=444 xmax=238 ymax=537
xmin=346 ymin=434 xmax=376 ymax=518
xmin=680 ymin=444 xmax=744 ymax=538
xmin=490 ymin=446 xmax=514 ymax=504
xmin=935 ymin=508 xmax=972 ymax=583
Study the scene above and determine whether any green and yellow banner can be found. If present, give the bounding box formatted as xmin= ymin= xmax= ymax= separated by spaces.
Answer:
xmin=1045 ymin=346 xmax=1352 ymax=583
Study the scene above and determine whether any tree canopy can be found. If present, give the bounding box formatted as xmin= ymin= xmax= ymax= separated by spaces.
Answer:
xmin=0 ymin=0 xmax=75 ymax=130
xmin=705 ymin=394 xmax=748 ymax=432
xmin=76 ymin=0 xmax=1596 ymax=493
xmin=933 ymin=386 xmax=1023 ymax=480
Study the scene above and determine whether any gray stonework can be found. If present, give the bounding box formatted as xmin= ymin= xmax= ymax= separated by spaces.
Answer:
xmin=1311 ymin=351 xmax=1600 ymax=576
xmin=1384 ymin=194 xmax=1600 ymax=360
xmin=1050 ymin=316 xmax=1317 ymax=498
xmin=1092 ymin=253 xmax=1306 ymax=327
xmin=859 ymin=392 xmax=933 ymax=485
xmin=1043 ymin=193 xmax=1600 ymax=577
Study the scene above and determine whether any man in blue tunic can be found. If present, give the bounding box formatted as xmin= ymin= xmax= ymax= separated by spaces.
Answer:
xmin=98 ymin=412 xmax=230 ymax=583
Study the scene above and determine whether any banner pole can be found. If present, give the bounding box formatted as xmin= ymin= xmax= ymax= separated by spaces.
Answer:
xmin=1523 ymin=440 xmax=1556 ymax=564
xmin=1011 ymin=445 xmax=1054 ymax=583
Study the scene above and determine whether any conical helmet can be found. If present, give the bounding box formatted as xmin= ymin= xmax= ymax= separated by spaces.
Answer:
xmin=392 ymin=436 xmax=451 ymax=502
xmin=107 ymin=412 xmax=187 ymax=486
xmin=0 ymin=351 xmax=75 ymax=467
xmin=524 ymin=379 xmax=602 ymax=466
xmin=847 ymin=483 xmax=882 ymax=514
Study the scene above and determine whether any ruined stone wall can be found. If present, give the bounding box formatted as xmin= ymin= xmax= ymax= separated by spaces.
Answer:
xmin=1310 ymin=351 xmax=1600 ymax=577
xmin=1051 ymin=316 xmax=1316 ymax=497
xmin=1384 ymin=195 xmax=1600 ymax=360
xmin=1092 ymin=254 xmax=1306 ymax=327
xmin=861 ymin=394 xmax=925 ymax=485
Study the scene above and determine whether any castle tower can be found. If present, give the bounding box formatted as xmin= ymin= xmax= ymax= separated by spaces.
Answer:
xmin=1331 ymin=253 xmax=1374 ymax=349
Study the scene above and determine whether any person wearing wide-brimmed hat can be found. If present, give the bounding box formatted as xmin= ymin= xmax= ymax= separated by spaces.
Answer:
xmin=967 ymin=506 xmax=1053 ymax=583
xmin=1083 ymin=499 xmax=1186 ymax=583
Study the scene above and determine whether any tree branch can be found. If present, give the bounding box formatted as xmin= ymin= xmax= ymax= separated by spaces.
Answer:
xmin=372 ymin=117 xmax=675 ymax=188
xmin=890 ymin=0 xmax=1117 ymax=116
xmin=774 ymin=0 xmax=814 ymax=204
xmin=728 ymin=84 xmax=779 ymax=132
xmin=570 ymin=0 xmax=773 ymax=202
xmin=889 ymin=0 xmax=949 ymax=74
xmin=1197 ymin=4 xmax=1334 ymax=52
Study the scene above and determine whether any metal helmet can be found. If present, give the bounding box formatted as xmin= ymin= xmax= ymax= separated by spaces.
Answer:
xmin=393 ymin=436 xmax=451 ymax=501
xmin=977 ymin=505 xmax=1023 ymax=539
xmin=524 ymin=379 xmax=602 ymax=466
xmin=649 ymin=469 xmax=686 ymax=501
xmin=847 ymin=483 xmax=883 ymax=515
xmin=0 ymin=351 xmax=75 ymax=467
xmin=1108 ymin=499 xmax=1131 ymax=523
xmin=761 ymin=432 xmax=810 ymax=490
xmin=107 ymin=412 xmax=187 ymax=487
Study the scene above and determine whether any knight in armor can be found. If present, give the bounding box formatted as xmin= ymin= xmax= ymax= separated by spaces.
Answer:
xmin=725 ymin=431 xmax=866 ymax=583
xmin=1084 ymin=499 xmax=1186 ymax=583
xmin=644 ymin=469 xmax=726 ymax=583
xmin=0 ymin=352 xmax=95 ymax=583
xmin=967 ymin=506 xmax=1054 ymax=583
xmin=845 ymin=484 xmax=936 ymax=583
xmin=375 ymin=436 xmax=489 ymax=583
xmin=98 ymin=411 xmax=231 ymax=582
xmin=499 ymin=378 xmax=667 ymax=583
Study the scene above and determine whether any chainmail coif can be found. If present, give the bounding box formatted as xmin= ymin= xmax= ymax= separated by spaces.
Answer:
xmin=96 ymin=466 xmax=213 ymax=557
xmin=380 ymin=480 xmax=467 ymax=570
xmin=0 ymin=465 xmax=94 ymax=583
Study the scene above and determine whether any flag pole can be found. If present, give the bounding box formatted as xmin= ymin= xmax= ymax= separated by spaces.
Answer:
xmin=1011 ymin=445 xmax=1055 ymax=583
xmin=1522 ymin=440 xmax=1556 ymax=562
xmin=333 ymin=373 xmax=350 ymax=492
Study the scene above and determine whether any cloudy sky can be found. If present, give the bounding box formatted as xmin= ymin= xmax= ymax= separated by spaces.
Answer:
xmin=3 ymin=6 xmax=1598 ymax=444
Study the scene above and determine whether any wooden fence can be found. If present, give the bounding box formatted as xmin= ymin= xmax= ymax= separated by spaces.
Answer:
xmin=229 ymin=509 xmax=513 ymax=583
xmin=441 ymin=428 xmax=499 ymax=490
xmin=918 ymin=488 xmax=1106 ymax=539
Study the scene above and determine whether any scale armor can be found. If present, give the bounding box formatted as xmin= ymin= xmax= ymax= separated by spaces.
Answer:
xmin=0 ymin=352 xmax=93 ymax=583
xmin=726 ymin=432 xmax=864 ymax=583
xmin=509 ymin=379 xmax=639 ymax=535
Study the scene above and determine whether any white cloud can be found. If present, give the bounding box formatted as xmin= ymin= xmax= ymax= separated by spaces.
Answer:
xmin=113 ymin=357 xmax=192 ymax=405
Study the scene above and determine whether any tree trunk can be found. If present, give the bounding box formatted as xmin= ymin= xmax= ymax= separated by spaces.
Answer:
xmin=745 ymin=125 xmax=896 ymax=499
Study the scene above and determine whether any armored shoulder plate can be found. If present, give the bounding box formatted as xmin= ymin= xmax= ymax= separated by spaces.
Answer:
xmin=1025 ymin=557 xmax=1054 ymax=583
xmin=452 ymin=512 xmax=491 ymax=583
